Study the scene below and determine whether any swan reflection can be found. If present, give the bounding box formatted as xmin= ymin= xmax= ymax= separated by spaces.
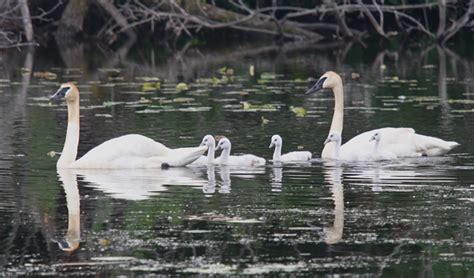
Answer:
xmin=54 ymin=169 xmax=81 ymax=252
xmin=74 ymin=168 xmax=207 ymax=200
xmin=203 ymin=165 xmax=216 ymax=194
xmin=218 ymin=166 xmax=231 ymax=194
xmin=322 ymin=162 xmax=344 ymax=245
xmin=270 ymin=162 xmax=283 ymax=192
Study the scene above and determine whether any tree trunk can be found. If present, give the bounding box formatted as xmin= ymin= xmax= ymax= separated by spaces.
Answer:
xmin=437 ymin=0 xmax=446 ymax=37
xmin=57 ymin=0 xmax=91 ymax=34
xmin=165 ymin=0 xmax=323 ymax=40
xmin=20 ymin=0 xmax=33 ymax=42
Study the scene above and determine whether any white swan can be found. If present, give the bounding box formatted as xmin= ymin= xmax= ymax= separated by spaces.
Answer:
xmin=324 ymin=132 xmax=342 ymax=159
xmin=306 ymin=71 xmax=459 ymax=161
xmin=369 ymin=131 xmax=399 ymax=161
xmin=269 ymin=134 xmax=312 ymax=162
xmin=214 ymin=137 xmax=266 ymax=167
xmin=189 ymin=135 xmax=216 ymax=165
xmin=50 ymin=83 xmax=207 ymax=168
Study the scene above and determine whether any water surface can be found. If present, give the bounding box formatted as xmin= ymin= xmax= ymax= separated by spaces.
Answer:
xmin=0 ymin=43 xmax=473 ymax=276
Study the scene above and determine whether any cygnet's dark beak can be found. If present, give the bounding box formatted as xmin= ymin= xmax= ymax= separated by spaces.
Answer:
xmin=324 ymin=138 xmax=331 ymax=145
xmin=305 ymin=77 xmax=327 ymax=94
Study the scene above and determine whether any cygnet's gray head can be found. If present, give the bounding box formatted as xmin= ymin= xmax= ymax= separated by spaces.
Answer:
xmin=324 ymin=132 xmax=341 ymax=145
xmin=269 ymin=134 xmax=282 ymax=149
xmin=200 ymin=135 xmax=216 ymax=147
xmin=369 ymin=131 xmax=381 ymax=142
xmin=215 ymin=137 xmax=231 ymax=151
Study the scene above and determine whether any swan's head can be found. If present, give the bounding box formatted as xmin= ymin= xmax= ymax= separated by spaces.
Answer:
xmin=215 ymin=137 xmax=231 ymax=151
xmin=51 ymin=82 xmax=79 ymax=103
xmin=269 ymin=134 xmax=282 ymax=149
xmin=200 ymin=135 xmax=216 ymax=148
xmin=324 ymin=132 xmax=341 ymax=145
xmin=305 ymin=71 xmax=342 ymax=94
xmin=369 ymin=132 xmax=381 ymax=142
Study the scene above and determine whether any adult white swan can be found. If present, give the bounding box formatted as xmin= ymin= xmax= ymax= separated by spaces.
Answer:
xmin=51 ymin=83 xmax=207 ymax=168
xmin=306 ymin=71 xmax=459 ymax=161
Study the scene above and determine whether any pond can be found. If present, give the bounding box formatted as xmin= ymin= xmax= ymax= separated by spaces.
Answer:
xmin=0 ymin=41 xmax=473 ymax=276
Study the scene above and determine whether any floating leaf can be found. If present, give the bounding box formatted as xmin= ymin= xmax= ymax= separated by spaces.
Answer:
xmin=351 ymin=73 xmax=360 ymax=80
xmin=94 ymin=114 xmax=113 ymax=118
xmin=142 ymin=82 xmax=160 ymax=92
xmin=290 ymin=106 xmax=306 ymax=117
xmin=240 ymin=102 xmax=279 ymax=112
xmin=173 ymin=97 xmax=195 ymax=103
xmin=249 ymin=65 xmax=255 ymax=76
xmin=176 ymin=82 xmax=189 ymax=92
xmin=102 ymin=101 xmax=125 ymax=107
xmin=33 ymin=71 xmax=57 ymax=80
xmin=47 ymin=151 xmax=58 ymax=157
xmin=261 ymin=116 xmax=270 ymax=125
xmin=178 ymin=107 xmax=211 ymax=112
xmin=21 ymin=67 xmax=31 ymax=76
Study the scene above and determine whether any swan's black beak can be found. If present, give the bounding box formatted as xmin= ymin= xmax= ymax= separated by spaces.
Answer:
xmin=324 ymin=138 xmax=331 ymax=145
xmin=50 ymin=87 xmax=69 ymax=100
xmin=305 ymin=77 xmax=327 ymax=94
xmin=52 ymin=238 xmax=71 ymax=250
xmin=369 ymin=136 xmax=375 ymax=142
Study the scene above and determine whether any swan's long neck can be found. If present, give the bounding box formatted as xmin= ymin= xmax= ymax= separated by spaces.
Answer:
xmin=207 ymin=143 xmax=215 ymax=163
xmin=330 ymin=85 xmax=344 ymax=134
xmin=322 ymin=84 xmax=344 ymax=159
xmin=57 ymin=99 xmax=80 ymax=168
xmin=273 ymin=144 xmax=282 ymax=161
xmin=219 ymin=146 xmax=231 ymax=164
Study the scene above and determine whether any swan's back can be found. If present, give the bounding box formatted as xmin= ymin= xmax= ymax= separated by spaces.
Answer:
xmin=73 ymin=134 xmax=209 ymax=168
xmin=340 ymin=127 xmax=458 ymax=160
xmin=281 ymin=151 xmax=312 ymax=162
xmin=216 ymin=154 xmax=266 ymax=167
xmin=75 ymin=134 xmax=170 ymax=163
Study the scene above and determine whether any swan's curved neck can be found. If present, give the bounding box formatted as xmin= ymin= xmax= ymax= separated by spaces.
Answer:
xmin=273 ymin=145 xmax=282 ymax=161
xmin=207 ymin=144 xmax=215 ymax=162
xmin=57 ymin=99 xmax=80 ymax=168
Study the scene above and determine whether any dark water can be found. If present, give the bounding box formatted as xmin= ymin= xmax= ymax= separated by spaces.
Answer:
xmin=0 ymin=42 xmax=473 ymax=276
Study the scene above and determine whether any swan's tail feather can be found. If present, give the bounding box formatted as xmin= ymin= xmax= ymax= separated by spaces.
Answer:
xmin=162 ymin=146 xmax=208 ymax=166
xmin=414 ymin=134 xmax=459 ymax=156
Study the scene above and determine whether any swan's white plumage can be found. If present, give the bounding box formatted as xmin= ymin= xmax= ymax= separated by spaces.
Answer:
xmin=51 ymin=83 xmax=206 ymax=168
xmin=72 ymin=134 xmax=207 ymax=168
xmin=269 ymin=134 xmax=312 ymax=162
xmin=215 ymin=137 xmax=266 ymax=167
xmin=306 ymin=71 xmax=459 ymax=161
